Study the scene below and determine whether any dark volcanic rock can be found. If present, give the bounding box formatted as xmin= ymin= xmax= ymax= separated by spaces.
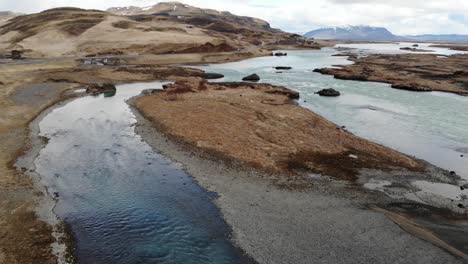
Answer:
xmin=201 ymin=73 xmax=225 ymax=79
xmin=11 ymin=50 xmax=23 ymax=60
xmin=274 ymin=52 xmax=287 ymax=57
xmin=242 ymin=74 xmax=260 ymax=82
xmin=274 ymin=66 xmax=292 ymax=70
xmin=86 ymin=83 xmax=117 ymax=96
xmin=316 ymin=88 xmax=340 ymax=97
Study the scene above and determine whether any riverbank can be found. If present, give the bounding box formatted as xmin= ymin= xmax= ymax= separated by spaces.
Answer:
xmin=314 ymin=53 xmax=468 ymax=95
xmin=0 ymin=49 xmax=272 ymax=263
xmin=131 ymin=79 xmax=468 ymax=262
xmin=129 ymin=83 xmax=464 ymax=263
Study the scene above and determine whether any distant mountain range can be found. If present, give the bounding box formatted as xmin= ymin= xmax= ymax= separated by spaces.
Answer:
xmin=304 ymin=26 xmax=399 ymax=41
xmin=304 ymin=26 xmax=468 ymax=42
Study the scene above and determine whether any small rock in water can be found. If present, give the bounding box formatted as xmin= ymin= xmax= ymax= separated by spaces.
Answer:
xmin=242 ymin=74 xmax=260 ymax=82
xmin=458 ymin=204 xmax=465 ymax=209
xmin=461 ymin=155 xmax=464 ymax=157
xmin=273 ymin=52 xmax=288 ymax=57
xmin=461 ymin=186 xmax=465 ymax=191
xmin=274 ymin=66 xmax=292 ymax=70
xmin=316 ymin=88 xmax=341 ymax=97
xmin=53 ymin=192 xmax=59 ymax=198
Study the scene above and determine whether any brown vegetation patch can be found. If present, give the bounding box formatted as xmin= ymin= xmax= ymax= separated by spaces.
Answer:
xmin=111 ymin=20 xmax=136 ymax=29
xmin=58 ymin=18 xmax=104 ymax=36
xmin=142 ymin=26 xmax=187 ymax=33
xmin=205 ymin=20 xmax=245 ymax=34
xmin=175 ymin=42 xmax=237 ymax=53
xmin=134 ymin=79 xmax=422 ymax=186
xmin=315 ymin=53 xmax=468 ymax=95
xmin=281 ymin=148 xmax=411 ymax=181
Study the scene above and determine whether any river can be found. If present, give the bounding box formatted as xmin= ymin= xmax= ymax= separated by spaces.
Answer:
xmin=34 ymin=82 xmax=252 ymax=263
xmin=32 ymin=43 xmax=467 ymax=262
xmin=198 ymin=45 xmax=468 ymax=180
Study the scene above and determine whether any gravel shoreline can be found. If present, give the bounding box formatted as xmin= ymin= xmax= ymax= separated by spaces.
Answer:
xmin=130 ymin=101 xmax=462 ymax=264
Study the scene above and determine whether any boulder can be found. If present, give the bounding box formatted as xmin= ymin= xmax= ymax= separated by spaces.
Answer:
xmin=201 ymin=73 xmax=224 ymax=79
xmin=316 ymin=88 xmax=340 ymax=97
xmin=274 ymin=66 xmax=292 ymax=70
xmin=242 ymin=74 xmax=260 ymax=82
xmin=274 ymin=52 xmax=288 ymax=57
xmin=413 ymin=44 xmax=419 ymax=47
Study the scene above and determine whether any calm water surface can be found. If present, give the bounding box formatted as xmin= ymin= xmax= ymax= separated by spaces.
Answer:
xmin=198 ymin=47 xmax=468 ymax=179
xmin=35 ymin=82 xmax=252 ymax=263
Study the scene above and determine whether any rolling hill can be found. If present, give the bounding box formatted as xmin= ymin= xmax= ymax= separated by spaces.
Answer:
xmin=0 ymin=2 xmax=316 ymax=58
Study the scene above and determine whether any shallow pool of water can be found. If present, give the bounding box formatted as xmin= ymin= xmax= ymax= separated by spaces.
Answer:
xmin=198 ymin=47 xmax=468 ymax=179
xmin=34 ymin=82 xmax=252 ymax=263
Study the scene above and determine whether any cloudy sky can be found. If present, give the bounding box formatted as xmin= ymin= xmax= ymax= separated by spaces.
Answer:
xmin=1 ymin=0 xmax=467 ymax=35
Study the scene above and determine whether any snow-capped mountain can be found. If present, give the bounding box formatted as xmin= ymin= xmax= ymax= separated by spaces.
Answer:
xmin=304 ymin=26 xmax=399 ymax=41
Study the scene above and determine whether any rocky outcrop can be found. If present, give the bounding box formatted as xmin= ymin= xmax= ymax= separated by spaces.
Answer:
xmin=316 ymin=88 xmax=340 ymax=97
xmin=242 ymin=74 xmax=260 ymax=82
xmin=274 ymin=66 xmax=292 ymax=70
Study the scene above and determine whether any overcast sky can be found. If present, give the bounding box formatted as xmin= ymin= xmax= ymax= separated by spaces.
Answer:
xmin=1 ymin=0 xmax=467 ymax=35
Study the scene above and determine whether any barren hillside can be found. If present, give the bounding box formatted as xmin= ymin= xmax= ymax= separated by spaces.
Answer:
xmin=0 ymin=2 xmax=320 ymax=58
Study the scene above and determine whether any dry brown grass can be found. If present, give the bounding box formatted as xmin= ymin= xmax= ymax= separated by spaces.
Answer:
xmin=111 ymin=20 xmax=135 ymax=29
xmin=59 ymin=18 xmax=104 ymax=36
